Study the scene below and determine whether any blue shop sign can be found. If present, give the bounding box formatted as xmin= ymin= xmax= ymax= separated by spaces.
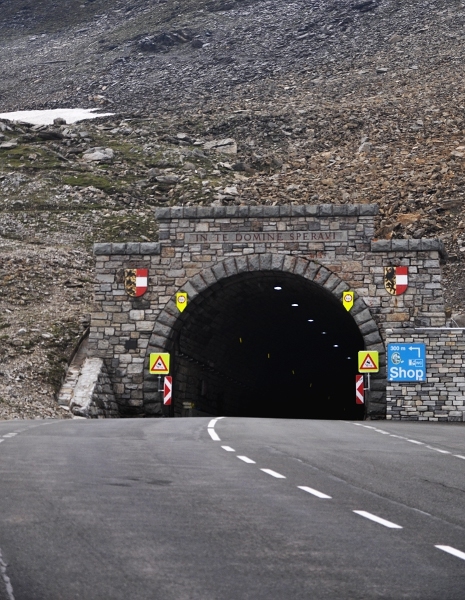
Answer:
xmin=387 ymin=343 xmax=426 ymax=382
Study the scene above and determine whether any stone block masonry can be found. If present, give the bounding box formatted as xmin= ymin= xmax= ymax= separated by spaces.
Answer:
xmin=88 ymin=205 xmax=451 ymax=420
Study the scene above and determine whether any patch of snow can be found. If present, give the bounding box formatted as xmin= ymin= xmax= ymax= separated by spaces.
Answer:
xmin=0 ymin=108 xmax=114 ymax=126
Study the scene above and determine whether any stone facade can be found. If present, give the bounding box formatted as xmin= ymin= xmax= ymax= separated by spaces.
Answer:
xmin=386 ymin=328 xmax=465 ymax=421
xmin=88 ymin=204 xmax=448 ymax=419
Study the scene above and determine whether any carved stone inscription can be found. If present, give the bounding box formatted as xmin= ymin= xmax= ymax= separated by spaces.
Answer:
xmin=185 ymin=231 xmax=348 ymax=244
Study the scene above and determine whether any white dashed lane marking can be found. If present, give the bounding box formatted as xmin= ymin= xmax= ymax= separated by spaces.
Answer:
xmin=221 ymin=446 xmax=235 ymax=452
xmin=237 ymin=456 xmax=256 ymax=464
xmin=207 ymin=428 xmax=220 ymax=441
xmin=297 ymin=486 xmax=332 ymax=499
xmin=260 ymin=469 xmax=286 ymax=479
xmin=435 ymin=545 xmax=465 ymax=561
xmin=353 ymin=511 xmax=403 ymax=529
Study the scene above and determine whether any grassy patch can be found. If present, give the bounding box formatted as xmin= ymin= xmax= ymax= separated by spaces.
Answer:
xmin=62 ymin=173 xmax=115 ymax=193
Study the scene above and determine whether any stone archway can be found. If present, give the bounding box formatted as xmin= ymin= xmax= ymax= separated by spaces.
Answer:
xmin=145 ymin=254 xmax=385 ymax=419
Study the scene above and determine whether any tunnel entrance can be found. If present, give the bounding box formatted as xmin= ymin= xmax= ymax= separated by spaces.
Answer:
xmin=168 ymin=270 xmax=366 ymax=420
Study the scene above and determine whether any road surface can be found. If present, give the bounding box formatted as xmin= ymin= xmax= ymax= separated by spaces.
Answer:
xmin=0 ymin=417 xmax=464 ymax=599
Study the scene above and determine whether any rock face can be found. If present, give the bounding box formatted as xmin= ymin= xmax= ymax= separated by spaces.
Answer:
xmin=1 ymin=0 xmax=465 ymax=417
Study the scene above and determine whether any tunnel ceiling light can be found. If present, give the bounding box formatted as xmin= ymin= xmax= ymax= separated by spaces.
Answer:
xmin=292 ymin=303 xmax=299 ymax=307
xmin=333 ymin=344 xmax=339 ymax=348
xmin=274 ymin=286 xmax=282 ymax=291
xmin=307 ymin=319 xmax=314 ymax=322
xmin=347 ymin=356 xmax=352 ymax=359
xmin=321 ymin=331 xmax=327 ymax=334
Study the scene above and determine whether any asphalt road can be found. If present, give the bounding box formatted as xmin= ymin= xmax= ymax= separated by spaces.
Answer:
xmin=0 ymin=417 xmax=464 ymax=600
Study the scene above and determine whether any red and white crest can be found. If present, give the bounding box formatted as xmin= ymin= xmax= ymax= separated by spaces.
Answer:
xmin=124 ymin=269 xmax=148 ymax=297
xmin=384 ymin=266 xmax=408 ymax=296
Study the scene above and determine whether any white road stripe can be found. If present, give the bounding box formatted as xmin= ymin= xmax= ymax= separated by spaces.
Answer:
xmin=353 ymin=510 xmax=403 ymax=529
xmin=207 ymin=428 xmax=220 ymax=441
xmin=208 ymin=419 xmax=218 ymax=429
xmin=426 ymin=446 xmax=450 ymax=454
xmin=297 ymin=486 xmax=332 ymax=499
xmin=2 ymin=434 xmax=17 ymax=438
xmin=221 ymin=446 xmax=235 ymax=452
xmin=0 ymin=440 xmax=4 ymax=444
xmin=0 ymin=546 xmax=15 ymax=600
xmin=237 ymin=456 xmax=256 ymax=464
xmin=435 ymin=545 xmax=465 ymax=561
xmin=260 ymin=469 xmax=286 ymax=479
xmin=352 ymin=424 xmax=458 ymax=457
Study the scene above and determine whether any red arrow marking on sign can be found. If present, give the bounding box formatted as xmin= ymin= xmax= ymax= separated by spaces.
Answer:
xmin=356 ymin=375 xmax=364 ymax=404
xmin=164 ymin=376 xmax=172 ymax=405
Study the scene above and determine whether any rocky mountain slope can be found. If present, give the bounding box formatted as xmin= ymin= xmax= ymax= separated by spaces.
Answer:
xmin=1 ymin=0 xmax=465 ymax=418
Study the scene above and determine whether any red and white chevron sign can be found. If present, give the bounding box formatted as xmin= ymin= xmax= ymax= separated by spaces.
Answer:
xmin=163 ymin=376 xmax=172 ymax=406
xmin=356 ymin=375 xmax=364 ymax=405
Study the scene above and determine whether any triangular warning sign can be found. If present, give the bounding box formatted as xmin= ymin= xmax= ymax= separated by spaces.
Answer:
xmin=151 ymin=357 xmax=168 ymax=372
xmin=149 ymin=353 xmax=170 ymax=374
xmin=358 ymin=350 xmax=379 ymax=373
xmin=361 ymin=355 xmax=375 ymax=370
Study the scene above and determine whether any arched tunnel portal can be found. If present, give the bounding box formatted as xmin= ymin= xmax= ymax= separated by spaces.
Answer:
xmin=164 ymin=269 xmax=371 ymax=420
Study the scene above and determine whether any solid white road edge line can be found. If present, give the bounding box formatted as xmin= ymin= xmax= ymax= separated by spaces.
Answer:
xmin=260 ymin=469 xmax=286 ymax=479
xmin=207 ymin=428 xmax=220 ymax=441
xmin=426 ymin=446 xmax=450 ymax=454
xmin=353 ymin=510 xmax=403 ymax=529
xmin=237 ymin=456 xmax=256 ymax=464
xmin=435 ymin=545 xmax=465 ymax=561
xmin=0 ymin=546 xmax=15 ymax=600
xmin=297 ymin=486 xmax=332 ymax=499
xmin=221 ymin=446 xmax=235 ymax=452
xmin=351 ymin=423 xmax=458 ymax=456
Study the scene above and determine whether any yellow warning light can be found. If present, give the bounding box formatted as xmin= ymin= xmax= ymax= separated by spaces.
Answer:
xmin=268 ymin=353 xmax=270 ymax=359
xmin=342 ymin=291 xmax=354 ymax=311
xmin=176 ymin=292 xmax=188 ymax=312
xmin=239 ymin=337 xmax=243 ymax=343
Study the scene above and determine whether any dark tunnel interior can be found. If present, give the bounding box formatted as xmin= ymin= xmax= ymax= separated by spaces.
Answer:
xmin=169 ymin=271 xmax=367 ymax=419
